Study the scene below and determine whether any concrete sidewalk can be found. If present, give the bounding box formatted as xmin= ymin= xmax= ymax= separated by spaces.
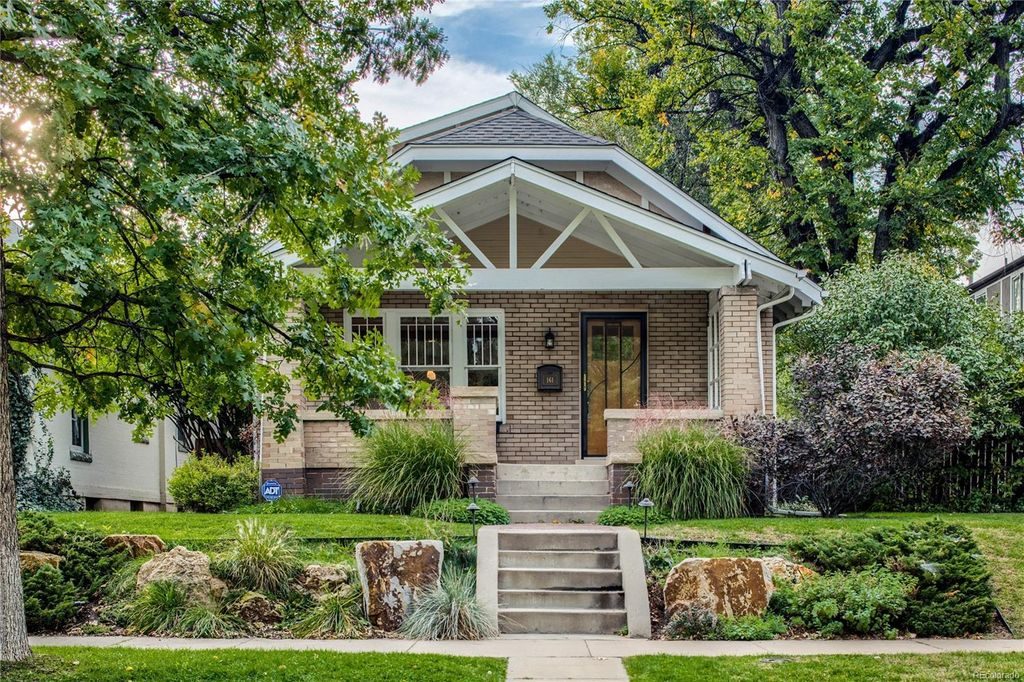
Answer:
xmin=29 ymin=635 xmax=1024 ymax=682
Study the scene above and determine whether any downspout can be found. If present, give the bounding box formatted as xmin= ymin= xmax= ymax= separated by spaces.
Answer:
xmin=772 ymin=303 xmax=818 ymax=415
xmin=756 ymin=287 xmax=796 ymax=415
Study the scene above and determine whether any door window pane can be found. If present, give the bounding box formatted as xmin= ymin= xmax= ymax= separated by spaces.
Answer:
xmin=466 ymin=316 xmax=499 ymax=366
xmin=468 ymin=368 xmax=499 ymax=387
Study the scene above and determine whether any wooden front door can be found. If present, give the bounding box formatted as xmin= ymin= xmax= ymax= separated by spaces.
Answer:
xmin=581 ymin=313 xmax=647 ymax=457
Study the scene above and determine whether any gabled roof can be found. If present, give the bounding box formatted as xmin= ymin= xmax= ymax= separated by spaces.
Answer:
xmin=398 ymin=92 xmax=571 ymax=145
xmin=415 ymin=109 xmax=612 ymax=147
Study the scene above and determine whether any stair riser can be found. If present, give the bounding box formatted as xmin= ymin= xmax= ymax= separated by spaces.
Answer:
xmin=498 ymin=550 xmax=620 ymax=569
xmin=497 ymin=495 xmax=611 ymax=511
xmin=498 ymin=480 xmax=609 ymax=496
xmin=498 ymin=532 xmax=618 ymax=551
xmin=498 ymin=569 xmax=622 ymax=590
xmin=498 ymin=590 xmax=625 ymax=610
xmin=497 ymin=464 xmax=608 ymax=482
xmin=507 ymin=510 xmax=603 ymax=524
xmin=499 ymin=610 xmax=626 ymax=635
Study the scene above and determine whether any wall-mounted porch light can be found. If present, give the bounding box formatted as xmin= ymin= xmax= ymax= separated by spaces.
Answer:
xmin=544 ymin=328 xmax=556 ymax=350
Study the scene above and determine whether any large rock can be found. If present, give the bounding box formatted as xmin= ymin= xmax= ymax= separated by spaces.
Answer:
xmin=235 ymin=591 xmax=282 ymax=624
xmin=297 ymin=564 xmax=350 ymax=596
xmin=104 ymin=534 xmax=166 ymax=558
xmin=136 ymin=545 xmax=226 ymax=603
xmin=20 ymin=551 xmax=62 ymax=572
xmin=663 ymin=557 xmax=817 ymax=620
xmin=664 ymin=558 xmax=773 ymax=619
xmin=355 ymin=540 xmax=443 ymax=630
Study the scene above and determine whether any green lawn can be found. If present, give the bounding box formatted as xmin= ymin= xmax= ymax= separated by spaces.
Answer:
xmin=625 ymin=653 xmax=1024 ymax=682
xmin=2 ymin=648 xmax=505 ymax=682
xmin=46 ymin=510 xmax=470 ymax=543
xmin=644 ymin=512 xmax=1024 ymax=634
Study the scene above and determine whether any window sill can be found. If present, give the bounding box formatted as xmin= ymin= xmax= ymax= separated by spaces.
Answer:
xmin=70 ymin=449 xmax=93 ymax=463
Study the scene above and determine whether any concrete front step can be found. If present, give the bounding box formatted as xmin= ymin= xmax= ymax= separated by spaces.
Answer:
xmin=498 ymin=588 xmax=626 ymax=610
xmin=499 ymin=607 xmax=627 ymax=634
xmin=507 ymin=509 xmax=604 ymax=524
xmin=498 ymin=567 xmax=623 ymax=590
xmin=498 ymin=479 xmax=609 ymax=496
xmin=498 ymin=549 xmax=621 ymax=570
xmin=497 ymin=464 xmax=608 ymax=481
xmin=497 ymin=494 xmax=611 ymax=511
xmin=498 ymin=531 xmax=619 ymax=551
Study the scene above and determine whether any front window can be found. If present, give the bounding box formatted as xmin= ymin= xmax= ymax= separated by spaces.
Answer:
xmin=71 ymin=410 xmax=91 ymax=462
xmin=707 ymin=309 xmax=721 ymax=409
xmin=346 ymin=310 xmax=505 ymax=419
xmin=1012 ymin=274 xmax=1023 ymax=313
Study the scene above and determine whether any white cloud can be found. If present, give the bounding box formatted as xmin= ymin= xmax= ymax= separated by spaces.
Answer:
xmin=426 ymin=0 xmax=546 ymax=18
xmin=354 ymin=58 xmax=513 ymax=129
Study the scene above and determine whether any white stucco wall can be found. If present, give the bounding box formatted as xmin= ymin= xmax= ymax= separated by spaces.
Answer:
xmin=35 ymin=411 xmax=182 ymax=506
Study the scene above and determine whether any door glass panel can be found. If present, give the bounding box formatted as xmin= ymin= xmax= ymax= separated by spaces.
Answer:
xmin=585 ymin=317 xmax=644 ymax=456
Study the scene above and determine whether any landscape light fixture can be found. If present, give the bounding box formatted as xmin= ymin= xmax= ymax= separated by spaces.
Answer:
xmin=623 ymin=480 xmax=635 ymax=508
xmin=468 ymin=475 xmax=479 ymax=502
xmin=639 ymin=498 xmax=654 ymax=540
xmin=467 ymin=502 xmax=480 ymax=536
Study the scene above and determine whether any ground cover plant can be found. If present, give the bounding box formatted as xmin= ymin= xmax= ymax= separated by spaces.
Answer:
xmin=635 ymin=424 xmax=748 ymax=519
xmin=413 ymin=498 xmax=510 ymax=525
xmin=598 ymin=505 xmax=668 ymax=527
xmin=2 ymin=648 xmax=507 ymax=682
xmin=351 ymin=421 xmax=467 ymax=514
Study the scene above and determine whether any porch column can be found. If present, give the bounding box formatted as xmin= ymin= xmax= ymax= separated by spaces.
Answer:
xmin=717 ymin=286 xmax=761 ymax=417
xmin=450 ymin=386 xmax=499 ymax=500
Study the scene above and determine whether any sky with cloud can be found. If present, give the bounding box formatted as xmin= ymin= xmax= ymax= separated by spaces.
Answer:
xmin=354 ymin=0 xmax=573 ymax=129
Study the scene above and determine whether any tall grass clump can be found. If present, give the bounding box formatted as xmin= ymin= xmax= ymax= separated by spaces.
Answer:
xmin=225 ymin=519 xmax=300 ymax=595
xmin=291 ymin=586 xmax=366 ymax=638
xmin=127 ymin=581 xmax=189 ymax=634
xmin=352 ymin=421 xmax=466 ymax=513
xmin=635 ymin=424 xmax=748 ymax=519
xmin=400 ymin=569 xmax=497 ymax=640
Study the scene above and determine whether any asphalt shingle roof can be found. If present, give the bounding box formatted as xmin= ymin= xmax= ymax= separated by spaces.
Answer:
xmin=414 ymin=109 xmax=612 ymax=146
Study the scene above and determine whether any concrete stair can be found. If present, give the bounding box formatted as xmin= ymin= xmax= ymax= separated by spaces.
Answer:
xmin=496 ymin=464 xmax=610 ymax=524
xmin=495 ymin=529 xmax=627 ymax=635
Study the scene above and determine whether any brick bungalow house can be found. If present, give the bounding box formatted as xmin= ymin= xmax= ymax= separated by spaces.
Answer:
xmin=260 ymin=93 xmax=822 ymax=519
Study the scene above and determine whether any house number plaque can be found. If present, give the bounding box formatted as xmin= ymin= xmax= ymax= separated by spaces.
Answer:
xmin=537 ymin=364 xmax=563 ymax=392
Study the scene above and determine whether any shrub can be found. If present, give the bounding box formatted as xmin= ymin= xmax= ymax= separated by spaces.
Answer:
xmin=224 ymin=519 xmax=300 ymax=595
xmin=290 ymin=586 xmax=366 ymax=638
xmin=664 ymin=603 xmax=718 ymax=640
xmin=634 ymin=424 xmax=748 ymax=519
xmin=128 ymin=581 xmax=189 ymax=634
xmin=17 ymin=513 xmax=128 ymax=596
xmin=413 ymin=498 xmax=510 ymax=525
xmin=16 ymin=436 xmax=81 ymax=512
xmin=770 ymin=568 xmax=915 ymax=638
xmin=177 ymin=602 xmax=244 ymax=638
xmin=167 ymin=455 xmax=258 ymax=513
xmin=711 ymin=614 xmax=787 ymax=641
xmin=400 ymin=569 xmax=497 ymax=640
xmin=22 ymin=565 xmax=79 ymax=631
xmin=791 ymin=520 xmax=995 ymax=636
xmin=597 ymin=504 xmax=668 ymax=527
xmin=352 ymin=421 xmax=466 ymax=514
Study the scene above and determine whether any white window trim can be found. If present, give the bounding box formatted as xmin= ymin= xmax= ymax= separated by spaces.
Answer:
xmin=1011 ymin=274 xmax=1023 ymax=313
xmin=707 ymin=303 xmax=721 ymax=409
xmin=345 ymin=308 xmax=506 ymax=421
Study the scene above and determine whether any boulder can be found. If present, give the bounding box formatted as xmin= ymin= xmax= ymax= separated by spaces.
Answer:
xmin=136 ymin=545 xmax=226 ymax=603
xmin=103 ymin=534 xmax=166 ymax=558
xmin=355 ymin=540 xmax=443 ymax=630
xmin=235 ymin=591 xmax=282 ymax=624
xmin=20 ymin=551 xmax=62 ymax=572
xmin=664 ymin=558 xmax=773 ymax=619
xmin=761 ymin=556 xmax=817 ymax=586
xmin=297 ymin=564 xmax=350 ymax=596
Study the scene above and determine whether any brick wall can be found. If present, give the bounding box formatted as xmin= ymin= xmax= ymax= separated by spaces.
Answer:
xmin=374 ymin=290 xmax=708 ymax=464
xmin=717 ymin=287 xmax=761 ymax=417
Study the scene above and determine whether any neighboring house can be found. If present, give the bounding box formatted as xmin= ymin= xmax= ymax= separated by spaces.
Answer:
xmin=968 ymin=215 xmax=1024 ymax=314
xmin=32 ymin=409 xmax=183 ymax=511
xmin=261 ymin=92 xmax=822 ymax=506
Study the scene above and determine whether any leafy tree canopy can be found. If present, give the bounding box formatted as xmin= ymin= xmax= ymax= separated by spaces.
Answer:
xmin=520 ymin=0 xmax=1024 ymax=276
xmin=788 ymin=255 xmax=1024 ymax=437
xmin=1 ymin=0 xmax=467 ymax=441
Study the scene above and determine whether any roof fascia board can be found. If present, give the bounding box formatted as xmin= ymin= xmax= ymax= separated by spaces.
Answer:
xmin=393 ymin=267 xmax=740 ymax=291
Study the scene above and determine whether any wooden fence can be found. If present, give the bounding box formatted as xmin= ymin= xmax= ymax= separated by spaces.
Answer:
xmin=892 ymin=437 xmax=1024 ymax=509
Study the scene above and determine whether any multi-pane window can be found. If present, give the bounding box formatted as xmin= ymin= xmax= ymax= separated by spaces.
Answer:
xmin=1012 ymin=274 xmax=1023 ymax=313
xmin=70 ymin=410 xmax=90 ymax=462
xmin=707 ymin=309 xmax=721 ymax=409
xmin=400 ymin=316 xmax=451 ymax=386
xmin=345 ymin=310 xmax=505 ymax=419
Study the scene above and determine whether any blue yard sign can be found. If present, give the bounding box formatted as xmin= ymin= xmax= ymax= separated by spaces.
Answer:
xmin=261 ymin=479 xmax=283 ymax=502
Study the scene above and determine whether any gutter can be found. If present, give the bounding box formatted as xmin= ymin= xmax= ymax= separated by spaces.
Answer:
xmin=756 ymin=287 xmax=796 ymax=414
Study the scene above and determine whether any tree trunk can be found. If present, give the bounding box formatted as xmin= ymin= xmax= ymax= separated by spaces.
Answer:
xmin=0 ymin=236 xmax=31 ymax=662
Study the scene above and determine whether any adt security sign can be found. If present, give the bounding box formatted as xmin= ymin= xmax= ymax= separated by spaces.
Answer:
xmin=261 ymin=479 xmax=283 ymax=502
